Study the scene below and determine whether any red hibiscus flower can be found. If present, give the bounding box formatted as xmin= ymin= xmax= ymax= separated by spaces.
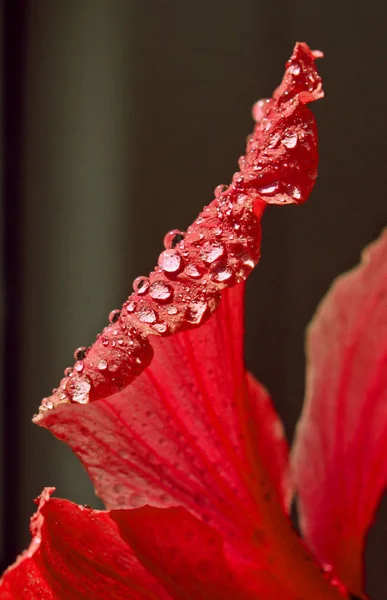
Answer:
xmin=0 ymin=42 xmax=378 ymax=599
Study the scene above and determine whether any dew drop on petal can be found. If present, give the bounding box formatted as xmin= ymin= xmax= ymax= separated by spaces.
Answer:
xmin=137 ymin=307 xmax=157 ymax=324
xmin=287 ymin=184 xmax=302 ymax=200
xmin=257 ymin=182 xmax=279 ymax=196
xmin=109 ymin=309 xmax=121 ymax=324
xmin=98 ymin=359 xmax=108 ymax=370
xmin=101 ymin=337 xmax=109 ymax=346
xmin=210 ymin=263 xmax=233 ymax=283
xmin=152 ymin=322 xmax=168 ymax=334
xmin=163 ymin=229 xmax=185 ymax=250
xmin=167 ymin=305 xmax=178 ymax=315
xmin=133 ymin=276 xmax=150 ymax=295
xmin=64 ymin=367 xmax=73 ymax=377
xmin=252 ymin=98 xmax=270 ymax=123
xmin=74 ymin=360 xmax=84 ymax=372
xmin=186 ymin=301 xmax=208 ymax=325
xmin=281 ymin=131 xmax=298 ymax=149
xmin=200 ymin=242 xmax=225 ymax=264
xmin=158 ymin=250 xmax=182 ymax=273
xmin=126 ymin=300 xmax=136 ymax=313
xmin=69 ymin=375 xmax=91 ymax=404
xmin=74 ymin=346 xmax=87 ymax=361
xmin=214 ymin=184 xmax=228 ymax=197
xmin=184 ymin=263 xmax=203 ymax=279
xmin=149 ymin=281 xmax=172 ymax=301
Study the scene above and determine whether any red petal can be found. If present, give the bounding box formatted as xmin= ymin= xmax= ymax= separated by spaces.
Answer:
xmin=247 ymin=373 xmax=291 ymax=510
xmin=291 ymin=229 xmax=387 ymax=597
xmin=37 ymin=285 xmax=345 ymax=600
xmin=38 ymin=286 xmax=277 ymax=543
xmin=0 ymin=489 xmax=170 ymax=599
xmin=112 ymin=505 xmax=294 ymax=600
xmin=35 ymin=42 xmax=323 ymax=413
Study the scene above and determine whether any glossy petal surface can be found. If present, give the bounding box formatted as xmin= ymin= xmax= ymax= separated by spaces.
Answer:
xmin=0 ymin=489 xmax=170 ymax=600
xmin=292 ymin=229 xmax=387 ymax=597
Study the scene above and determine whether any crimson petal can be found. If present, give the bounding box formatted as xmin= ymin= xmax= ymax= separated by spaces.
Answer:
xmin=112 ymin=505 xmax=296 ymax=600
xmin=0 ymin=489 xmax=170 ymax=599
xmin=291 ymin=229 xmax=387 ymax=597
xmin=38 ymin=285 xmax=289 ymax=548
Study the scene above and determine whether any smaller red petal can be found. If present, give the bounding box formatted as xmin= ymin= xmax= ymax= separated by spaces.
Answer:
xmin=0 ymin=489 xmax=170 ymax=600
xmin=112 ymin=505 xmax=295 ymax=600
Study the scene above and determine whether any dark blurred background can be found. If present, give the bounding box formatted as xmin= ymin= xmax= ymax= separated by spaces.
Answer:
xmin=2 ymin=0 xmax=387 ymax=597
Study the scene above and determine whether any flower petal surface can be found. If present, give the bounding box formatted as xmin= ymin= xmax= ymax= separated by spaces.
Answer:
xmin=38 ymin=285 xmax=288 ymax=542
xmin=38 ymin=285 xmax=345 ymax=600
xmin=292 ymin=229 xmax=387 ymax=597
xmin=0 ymin=489 xmax=170 ymax=600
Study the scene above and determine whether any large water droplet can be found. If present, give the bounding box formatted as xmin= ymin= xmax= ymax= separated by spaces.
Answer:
xmin=74 ymin=361 xmax=84 ymax=372
xmin=152 ymin=322 xmax=168 ymax=334
xmin=167 ymin=305 xmax=178 ymax=315
xmin=186 ymin=301 xmax=208 ymax=325
xmin=149 ymin=281 xmax=172 ymax=301
xmin=70 ymin=375 xmax=91 ymax=404
xmin=257 ymin=182 xmax=279 ymax=196
xmin=98 ymin=359 xmax=107 ymax=370
xmin=137 ymin=307 xmax=157 ymax=324
xmin=74 ymin=346 xmax=87 ymax=361
xmin=287 ymin=184 xmax=302 ymax=200
xmin=133 ymin=276 xmax=150 ymax=295
xmin=158 ymin=250 xmax=182 ymax=273
xmin=163 ymin=229 xmax=185 ymax=250
xmin=126 ymin=300 xmax=136 ymax=313
xmin=214 ymin=184 xmax=228 ymax=197
xmin=109 ymin=309 xmax=121 ymax=324
xmin=252 ymin=98 xmax=271 ymax=123
xmin=210 ymin=263 xmax=233 ymax=283
xmin=281 ymin=131 xmax=298 ymax=149
xmin=184 ymin=263 xmax=202 ymax=279
xmin=200 ymin=242 xmax=225 ymax=264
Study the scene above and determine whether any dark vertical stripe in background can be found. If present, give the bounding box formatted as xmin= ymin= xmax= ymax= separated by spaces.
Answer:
xmin=2 ymin=0 xmax=27 ymax=568
xmin=1 ymin=1 xmax=387 ymax=598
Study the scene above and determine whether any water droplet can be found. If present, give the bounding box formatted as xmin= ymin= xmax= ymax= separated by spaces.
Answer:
xmin=186 ymin=301 xmax=208 ymax=325
xmin=126 ymin=300 xmax=136 ymax=312
xmin=163 ymin=229 xmax=185 ymax=249
xmin=152 ymin=322 xmax=168 ymax=334
xmin=109 ymin=309 xmax=121 ymax=324
xmin=200 ymin=242 xmax=225 ymax=264
xmin=252 ymin=98 xmax=271 ymax=123
xmin=158 ymin=250 xmax=182 ymax=273
xmin=137 ymin=307 xmax=157 ymax=324
xmin=167 ymin=305 xmax=178 ymax=315
xmin=74 ymin=360 xmax=84 ymax=372
xmin=98 ymin=359 xmax=107 ymax=370
xmin=289 ymin=62 xmax=301 ymax=76
xmin=149 ymin=281 xmax=172 ymax=301
xmin=214 ymin=184 xmax=228 ymax=197
xmin=287 ymin=184 xmax=302 ymax=200
xmin=210 ymin=263 xmax=233 ymax=283
xmin=101 ymin=337 xmax=109 ymax=347
xmin=185 ymin=263 xmax=202 ymax=279
xmin=74 ymin=346 xmax=87 ymax=361
xmin=70 ymin=375 xmax=91 ymax=404
xmin=281 ymin=131 xmax=298 ymax=149
xmin=257 ymin=182 xmax=279 ymax=196
xmin=238 ymin=155 xmax=246 ymax=170
xmin=133 ymin=276 xmax=150 ymax=295
xmin=214 ymin=227 xmax=223 ymax=237
xmin=64 ymin=367 xmax=73 ymax=377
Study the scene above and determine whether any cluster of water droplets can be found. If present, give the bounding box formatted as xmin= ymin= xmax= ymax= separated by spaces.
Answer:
xmin=36 ymin=43 xmax=321 ymax=416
